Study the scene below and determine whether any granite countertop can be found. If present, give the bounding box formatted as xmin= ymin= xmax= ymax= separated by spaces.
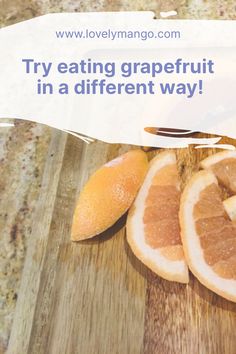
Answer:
xmin=0 ymin=1 xmax=236 ymax=352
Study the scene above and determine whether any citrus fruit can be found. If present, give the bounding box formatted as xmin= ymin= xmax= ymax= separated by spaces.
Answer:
xmin=180 ymin=170 xmax=236 ymax=302
xmin=127 ymin=151 xmax=189 ymax=283
xmin=200 ymin=150 xmax=236 ymax=193
xmin=71 ymin=149 xmax=148 ymax=241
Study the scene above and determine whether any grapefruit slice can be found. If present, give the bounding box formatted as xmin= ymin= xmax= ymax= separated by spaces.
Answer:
xmin=71 ymin=149 xmax=148 ymax=241
xmin=200 ymin=150 xmax=236 ymax=193
xmin=127 ymin=151 xmax=189 ymax=283
xmin=180 ymin=170 xmax=236 ymax=302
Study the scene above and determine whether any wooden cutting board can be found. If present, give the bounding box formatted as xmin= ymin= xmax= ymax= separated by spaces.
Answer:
xmin=7 ymin=130 xmax=236 ymax=354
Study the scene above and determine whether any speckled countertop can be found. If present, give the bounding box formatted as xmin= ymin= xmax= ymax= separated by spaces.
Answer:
xmin=0 ymin=0 xmax=236 ymax=353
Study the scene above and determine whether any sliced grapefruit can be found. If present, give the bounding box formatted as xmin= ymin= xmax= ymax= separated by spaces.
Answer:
xmin=127 ymin=151 xmax=189 ymax=283
xmin=200 ymin=150 xmax=236 ymax=193
xmin=71 ymin=149 xmax=148 ymax=241
xmin=180 ymin=170 xmax=236 ymax=302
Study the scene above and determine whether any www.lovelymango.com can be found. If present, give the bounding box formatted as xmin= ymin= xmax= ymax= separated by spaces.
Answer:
xmin=55 ymin=29 xmax=181 ymax=41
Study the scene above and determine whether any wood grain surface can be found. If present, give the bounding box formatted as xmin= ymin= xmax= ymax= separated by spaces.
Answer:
xmin=7 ymin=131 xmax=236 ymax=354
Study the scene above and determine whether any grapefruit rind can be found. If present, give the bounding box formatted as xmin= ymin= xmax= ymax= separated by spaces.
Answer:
xmin=71 ymin=149 xmax=148 ymax=241
xmin=200 ymin=150 xmax=236 ymax=169
xmin=180 ymin=169 xmax=236 ymax=302
xmin=127 ymin=151 xmax=189 ymax=283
